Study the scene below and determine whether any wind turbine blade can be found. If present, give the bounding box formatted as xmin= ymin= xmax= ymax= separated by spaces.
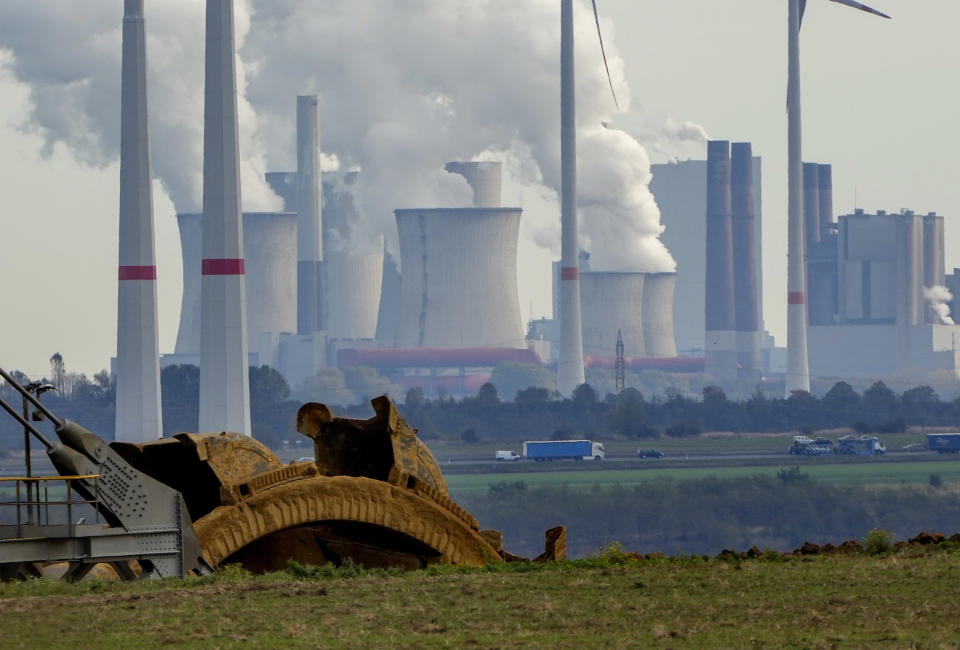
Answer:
xmin=800 ymin=0 xmax=808 ymax=28
xmin=829 ymin=0 xmax=891 ymax=19
xmin=591 ymin=0 xmax=620 ymax=112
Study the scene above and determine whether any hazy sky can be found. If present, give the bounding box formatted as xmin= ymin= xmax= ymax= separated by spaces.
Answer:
xmin=0 ymin=0 xmax=956 ymax=380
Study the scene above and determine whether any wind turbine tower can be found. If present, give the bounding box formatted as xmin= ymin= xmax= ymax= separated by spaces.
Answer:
xmin=199 ymin=0 xmax=251 ymax=434
xmin=115 ymin=0 xmax=162 ymax=442
xmin=557 ymin=0 xmax=585 ymax=395
xmin=785 ymin=0 xmax=889 ymax=395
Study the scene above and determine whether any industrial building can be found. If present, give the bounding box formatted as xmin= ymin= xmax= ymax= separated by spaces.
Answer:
xmin=807 ymin=207 xmax=959 ymax=379
xmin=651 ymin=142 xmax=772 ymax=382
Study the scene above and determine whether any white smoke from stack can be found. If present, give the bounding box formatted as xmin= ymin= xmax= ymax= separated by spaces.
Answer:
xmin=924 ymin=285 xmax=955 ymax=325
xmin=0 ymin=0 xmax=280 ymax=213
xmin=1 ymin=0 xmax=684 ymax=272
xmin=243 ymin=0 xmax=675 ymax=270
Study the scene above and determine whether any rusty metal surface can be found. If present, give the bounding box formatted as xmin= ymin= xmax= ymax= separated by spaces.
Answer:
xmin=297 ymin=395 xmax=448 ymax=497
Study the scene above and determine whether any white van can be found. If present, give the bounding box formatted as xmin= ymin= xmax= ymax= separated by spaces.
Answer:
xmin=494 ymin=450 xmax=521 ymax=461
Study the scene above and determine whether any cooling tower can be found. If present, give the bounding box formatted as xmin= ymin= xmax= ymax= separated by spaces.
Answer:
xmin=641 ymin=273 xmax=678 ymax=358
xmin=579 ymin=272 xmax=645 ymax=358
xmin=394 ymin=208 xmax=525 ymax=349
xmin=243 ymin=213 xmax=297 ymax=365
xmin=557 ymin=0 xmax=585 ymax=394
xmin=803 ymin=162 xmax=821 ymax=245
xmin=923 ymin=212 xmax=945 ymax=292
xmin=296 ymin=95 xmax=323 ymax=334
xmin=176 ymin=212 xmax=296 ymax=365
xmin=199 ymin=0 xmax=251 ymax=435
xmin=326 ymin=246 xmax=384 ymax=340
xmin=705 ymin=140 xmax=736 ymax=379
xmin=115 ymin=0 xmax=162 ymax=442
xmin=175 ymin=212 xmax=201 ymax=356
xmin=731 ymin=143 xmax=760 ymax=379
xmin=375 ymin=247 xmax=401 ymax=344
xmin=444 ymin=161 xmax=503 ymax=207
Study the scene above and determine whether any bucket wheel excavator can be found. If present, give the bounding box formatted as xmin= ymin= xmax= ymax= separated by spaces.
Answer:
xmin=0 ymin=367 xmax=564 ymax=578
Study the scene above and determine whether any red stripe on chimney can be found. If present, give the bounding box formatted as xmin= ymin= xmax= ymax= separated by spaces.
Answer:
xmin=202 ymin=259 xmax=245 ymax=276
xmin=118 ymin=265 xmax=157 ymax=281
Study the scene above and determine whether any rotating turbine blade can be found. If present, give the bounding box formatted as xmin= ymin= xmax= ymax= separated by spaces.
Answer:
xmin=591 ymin=0 xmax=620 ymax=111
xmin=800 ymin=0 xmax=808 ymax=27
xmin=829 ymin=0 xmax=891 ymax=19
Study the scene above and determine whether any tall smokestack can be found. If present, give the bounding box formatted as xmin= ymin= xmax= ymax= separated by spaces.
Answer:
xmin=115 ymin=0 xmax=162 ymax=442
xmin=557 ymin=0 xmax=585 ymax=395
xmin=817 ymin=164 xmax=833 ymax=231
xmin=803 ymin=162 xmax=821 ymax=245
xmin=731 ymin=142 xmax=760 ymax=380
xmin=704 ymin=140 xmax=736 ymax=380
xmin=199 ymin=0 xmax=251 ymax=435
xmin=296 ymin=95 xmax=323 ymax=333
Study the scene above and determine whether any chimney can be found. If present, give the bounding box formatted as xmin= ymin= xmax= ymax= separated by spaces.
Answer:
xmin=817 ymin=164 xmax=833 ymax=235
xmin=296 ymin=95 xmax=324 ymax=334
xmin=199 ymin=0 xmax=251 ymax=435
xmin=731 ymin=142 xmax=760 ymax=379
xmin=705 ymin=140 xmax=736 ymax=381
xmin=115 ymin=0 xmax=163 ymax=442
xmin=803 ymin=162 xmax=821 ymax=245
xmin=557 ymin=0 xmax=585 ymax=395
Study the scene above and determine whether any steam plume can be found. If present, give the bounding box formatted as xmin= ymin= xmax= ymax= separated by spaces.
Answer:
xmin=924 ymin=285 xmax=955 ymax=325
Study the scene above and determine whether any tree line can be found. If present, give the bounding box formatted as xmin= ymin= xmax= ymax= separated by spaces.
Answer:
xmin=2 ymin=356 xmax=959 ymax=452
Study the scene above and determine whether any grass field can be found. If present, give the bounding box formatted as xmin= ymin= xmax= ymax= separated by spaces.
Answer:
xmin=2 ymin=548 xmax=960 ymax=647
xmin=445 ymin=458 xmax=960 ymax=495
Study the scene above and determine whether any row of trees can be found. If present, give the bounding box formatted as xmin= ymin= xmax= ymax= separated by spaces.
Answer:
xmin=398 ymin=379 xmax=958 ymax=442
xmin=3 ymin=354 xmax=959 ymax=451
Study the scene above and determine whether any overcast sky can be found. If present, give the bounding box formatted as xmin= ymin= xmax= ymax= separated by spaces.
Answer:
xmin=0 ymin=0 xmax=955 ymax=380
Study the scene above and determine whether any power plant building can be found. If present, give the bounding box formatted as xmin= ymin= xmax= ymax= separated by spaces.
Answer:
xmin=651 ymin=143 xmax=768 ymax=381
xmin=807 ymin=208 xmax=960 ymax=379
xmin=650 ymin=151 xmax=764 ymax=359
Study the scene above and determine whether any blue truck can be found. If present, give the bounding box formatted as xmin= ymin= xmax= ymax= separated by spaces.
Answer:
xmin=927 ymin=433 xmax=960 ymax=454
xmin=522 ymin=440 xmax=605 ymax=461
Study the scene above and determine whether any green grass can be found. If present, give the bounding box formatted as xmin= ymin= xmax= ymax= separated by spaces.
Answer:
xmin=3 ymin=550 xmax=960 ymax=647
xmin=445 ymin=458 xmax=960 ymax=494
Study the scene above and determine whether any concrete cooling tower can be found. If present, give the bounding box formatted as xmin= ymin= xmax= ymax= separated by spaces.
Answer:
xmin=325 ymin=247 xmax=384 ymax=340
xmin=641 ymin=273 xmax=679 ymax=358
xmin=175 ymin=212 xmax=297 ymax=367
xmin=580 ymin=272 xmax=646 ymax=358
xmin=444 ymin=161 xmax=503 ymax=208
xmin=393 ymin=207 xmax=525 ymax=349
xmin=375 ymin=248 xmax=401 ymax=344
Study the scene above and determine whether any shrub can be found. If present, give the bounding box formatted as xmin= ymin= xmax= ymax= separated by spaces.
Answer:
xmin=863 ymin=528 xmax=893 ymax=555
xmin=930 ymin=473 xmax=943 ymax=488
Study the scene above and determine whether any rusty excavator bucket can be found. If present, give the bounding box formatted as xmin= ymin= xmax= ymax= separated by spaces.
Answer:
xmin=114 ymin=396 xmax=563 ymax=572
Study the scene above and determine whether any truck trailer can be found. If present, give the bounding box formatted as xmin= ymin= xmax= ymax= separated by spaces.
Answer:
xmin=522 ymin=440 xmax=605 ymax=461
xmin=834 ymin=435 xmax=885 ymax=456
xmin=927 ymin=433 xmax=960 ymax=454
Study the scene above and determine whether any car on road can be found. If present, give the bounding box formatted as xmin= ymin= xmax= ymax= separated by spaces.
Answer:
xmin=637 ymin=448 xmax=664 ymax=459
xmin=495 ymin=450 xmax=521 ymax=461
xmin=902 ymin=444 xmax=925 ymax=452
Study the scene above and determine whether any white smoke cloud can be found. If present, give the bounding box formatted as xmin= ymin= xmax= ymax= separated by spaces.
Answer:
xmin=0 ymin=0 xmax=682 ymax=273
xmin=0 ymin=0 xmax=279 ymax=213
xmin=924 ymin=285 xmax=955 ymax=325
